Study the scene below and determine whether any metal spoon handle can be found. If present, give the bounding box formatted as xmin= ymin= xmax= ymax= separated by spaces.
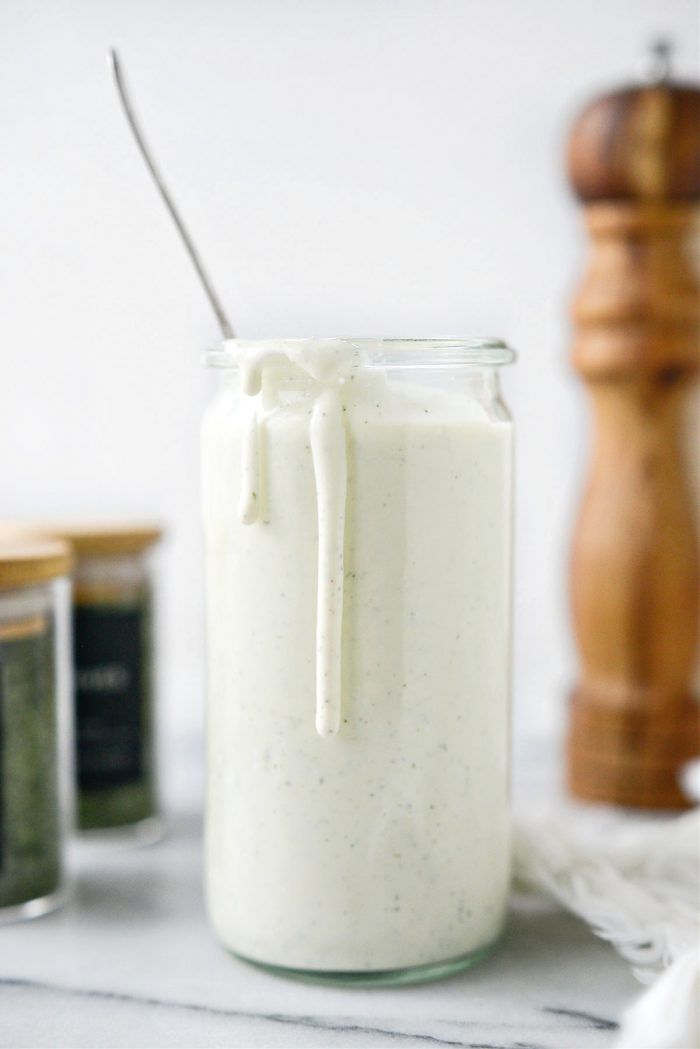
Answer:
xmin=109 ymin=48 xmax=235 ymax=340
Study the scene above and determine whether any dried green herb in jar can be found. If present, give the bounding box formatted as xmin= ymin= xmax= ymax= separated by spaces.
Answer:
xmin=0 ymin=540 xmax=72 ymax=920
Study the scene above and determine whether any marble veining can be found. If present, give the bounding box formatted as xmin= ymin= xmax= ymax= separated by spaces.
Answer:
xmin=0 ymin=973 xmax=619 ymax=1049
xmin=543 ymin=1008 xmax=616 ymax=1032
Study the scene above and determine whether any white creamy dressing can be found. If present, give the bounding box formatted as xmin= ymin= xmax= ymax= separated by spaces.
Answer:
xmin=309 ymin=388 xmax=347 ymax=736
xmin=237 ymin=398 xmax=261 ymax=526
xmin=202 ymin=341 xmax=513 ymax=972
xmin=227 ymin=339 xmax=356 ymax=736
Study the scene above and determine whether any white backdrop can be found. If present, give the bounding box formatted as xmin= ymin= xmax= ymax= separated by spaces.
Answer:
xmin=2 ymin=0 xmax=698 ymax=780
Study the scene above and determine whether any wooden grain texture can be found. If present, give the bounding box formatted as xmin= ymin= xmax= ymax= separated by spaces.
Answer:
xmin=568 ymin=86 xmax=700 ymax=201
xmin=566 ymin=79 xmax=700 ymax=807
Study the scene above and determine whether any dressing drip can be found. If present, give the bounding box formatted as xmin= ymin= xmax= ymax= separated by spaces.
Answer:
xmin=226 ymin=340 xmax=354 ymax=737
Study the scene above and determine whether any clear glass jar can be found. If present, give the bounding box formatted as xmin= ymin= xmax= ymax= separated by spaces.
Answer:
xmin=32 ymin=525 xmax=163 ymax=843
xmin=0 ymin=540 xmax=73 ymax=922
xmin=202 ymin=338 xmax=515 ymax=984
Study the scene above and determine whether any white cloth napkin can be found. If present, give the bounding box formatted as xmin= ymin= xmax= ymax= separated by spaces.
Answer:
xmin=514 ymin=771 xmax=700 ymax=1049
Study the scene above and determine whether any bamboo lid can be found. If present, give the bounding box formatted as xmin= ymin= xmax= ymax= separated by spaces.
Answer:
xmin=0 ymin=539 xmax=73 ymax=589
xmin=23 ymin=522 xmax=164 ymax=558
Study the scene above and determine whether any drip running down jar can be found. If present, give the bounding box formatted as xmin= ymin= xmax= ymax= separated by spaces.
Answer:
xmin=0 ymin=540 xmax=72 ymax=923
xmin=202 ymin=338 xmax=515 ymax=984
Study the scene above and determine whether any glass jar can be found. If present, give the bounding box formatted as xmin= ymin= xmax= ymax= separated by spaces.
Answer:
xmin=30 ymin=524 xmax=163 ymax=842
xmin=0 ymin=540 xmax=72 ymax=922
xmin=202 ymin=338 xmax=515 ymax=984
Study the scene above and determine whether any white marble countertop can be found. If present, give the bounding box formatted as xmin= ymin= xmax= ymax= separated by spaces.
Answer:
xmin=0 ymin=737 xmax=639 ymax=1049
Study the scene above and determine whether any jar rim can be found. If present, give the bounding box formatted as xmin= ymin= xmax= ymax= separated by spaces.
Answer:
xmin=206 ymin=337 xmax=516 ymax=369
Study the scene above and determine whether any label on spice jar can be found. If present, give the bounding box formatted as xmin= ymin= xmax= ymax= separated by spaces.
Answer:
xmin=74 ymin=604 xmax=146 ymax=791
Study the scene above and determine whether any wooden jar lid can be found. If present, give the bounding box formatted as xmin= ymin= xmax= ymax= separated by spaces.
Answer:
xmin=25 ymin=522 xmax=164 ymax=557
xmin=1 ymin=521 xmax=164 ymax=558
xmin=0 ymin=539 xmax=73 ymax=589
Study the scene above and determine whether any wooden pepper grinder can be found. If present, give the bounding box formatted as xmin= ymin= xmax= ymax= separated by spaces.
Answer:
xmin=566 ymin=41 xmax=700 ymax=809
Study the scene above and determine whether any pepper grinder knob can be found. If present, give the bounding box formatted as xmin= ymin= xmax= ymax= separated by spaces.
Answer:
xmin=567 ymin=41 xmax=700 ymax=203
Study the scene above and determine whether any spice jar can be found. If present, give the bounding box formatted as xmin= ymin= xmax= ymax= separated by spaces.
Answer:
xmin=202 ymin=338 xmax=515 ymax=983
xmin=32 ymin=524 xmax=163 ymax=841
xmin=0 ymin=540 xmax=72 ymax=922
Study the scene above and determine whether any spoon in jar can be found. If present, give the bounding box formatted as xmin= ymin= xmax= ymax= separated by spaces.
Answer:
xmin=108 ymin=48 xmax=235 ymax=340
